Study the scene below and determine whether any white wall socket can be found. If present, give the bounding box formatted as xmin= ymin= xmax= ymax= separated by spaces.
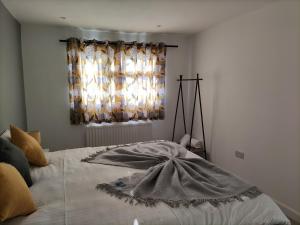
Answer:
xmin=235 ymin=150 xmax=245 ymax=160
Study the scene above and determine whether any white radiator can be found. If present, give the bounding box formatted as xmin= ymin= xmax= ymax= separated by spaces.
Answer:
xmin=86 ymin=122 xmax=153 ymax=147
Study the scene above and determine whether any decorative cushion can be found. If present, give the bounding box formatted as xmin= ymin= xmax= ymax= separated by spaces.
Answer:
xmin=0 ymin=137 xmax=33 ymax=187
xmin=0 ymin=163 xmax=36 ymax=222
xmin=0 ymin=129 xmax=11 ymax=141
xmin=0 ymin=129 xmax=41 ymax=144
xmin=27 ymin=131 xmax=41 ymax=145
xmin=10 ymin=125 xmax=48 ymax=167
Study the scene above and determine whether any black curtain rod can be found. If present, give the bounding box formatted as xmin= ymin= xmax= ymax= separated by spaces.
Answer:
xmin=59 ymin=39 xmax=178 ymax=48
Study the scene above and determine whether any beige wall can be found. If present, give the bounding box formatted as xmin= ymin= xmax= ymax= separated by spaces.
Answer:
xmin=0 ymin=1 xmax=26 ymax=131
xmin=21 ymin=24 xmax=191 ymax=150
xmin=189 ymin=1 xmax=300 ymax=221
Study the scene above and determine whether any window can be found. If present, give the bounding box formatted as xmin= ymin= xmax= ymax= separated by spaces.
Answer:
xmin=67 ymin=39 xmax=166 ymax=124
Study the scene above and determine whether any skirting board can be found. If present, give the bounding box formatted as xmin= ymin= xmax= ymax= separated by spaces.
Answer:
xmin=274 ymin=199 xmax=300 ymax=222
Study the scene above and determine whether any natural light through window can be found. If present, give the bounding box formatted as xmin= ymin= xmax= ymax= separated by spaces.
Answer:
xmin=67 ymin=40 xmax=166 ymax=124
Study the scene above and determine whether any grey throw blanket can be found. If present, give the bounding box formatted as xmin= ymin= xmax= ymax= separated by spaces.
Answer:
xmin=82 ymin=141 xmax=261 ymax=208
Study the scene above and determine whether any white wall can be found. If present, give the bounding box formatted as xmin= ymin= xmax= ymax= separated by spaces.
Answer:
xmin=0 ymin=1 xmax=26 ymax=131
xmin=20 ymin=1 xmax=300 ymax=220
xmin=189 ymin=1 xmax=300 ymax=220
xmin=21 ymin=24 xmax=191 ymax=150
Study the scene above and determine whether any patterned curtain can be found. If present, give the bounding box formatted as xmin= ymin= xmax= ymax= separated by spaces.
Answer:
xmin=67 ymin=38 xmax=167 ymax=124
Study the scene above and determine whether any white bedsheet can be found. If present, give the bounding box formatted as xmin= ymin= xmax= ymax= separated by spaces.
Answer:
xmin=4 ymin=146 xmax=290 ymax=225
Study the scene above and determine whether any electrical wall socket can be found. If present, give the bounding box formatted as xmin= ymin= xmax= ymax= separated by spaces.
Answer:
xmin=235 ymin=150 xmax=245 ymax=160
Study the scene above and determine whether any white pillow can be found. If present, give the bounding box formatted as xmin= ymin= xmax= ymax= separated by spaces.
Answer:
xmin=179 ymin=134 xmax=190 ymax=147
xmin=0 ymin=129 xmax=11 ymax=141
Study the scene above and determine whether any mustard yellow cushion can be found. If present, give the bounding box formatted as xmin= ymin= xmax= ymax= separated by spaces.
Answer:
xmin=0 ymin=130 xmax=41 ymax=144
xmin=10 ymin=125 xmax=48 ymax=167
xmin=28 ymin=131 xmax=41 ymax=145
xmin=0 ymin=163 xmax=37 ymax=222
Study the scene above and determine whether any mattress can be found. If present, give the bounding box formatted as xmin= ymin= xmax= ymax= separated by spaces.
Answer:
xmin=4 ymin=145 xmax=290 ymax=225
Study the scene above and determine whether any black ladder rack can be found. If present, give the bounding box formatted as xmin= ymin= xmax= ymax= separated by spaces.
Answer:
xmin=171 ymin=74 xmax=207 ymax=160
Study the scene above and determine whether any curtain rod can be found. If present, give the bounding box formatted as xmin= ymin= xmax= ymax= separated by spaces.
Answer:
xmin=59 ymin=39 xmax=178 ymax=48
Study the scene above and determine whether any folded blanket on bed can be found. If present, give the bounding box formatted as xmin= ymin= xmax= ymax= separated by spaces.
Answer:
xmin=82 ymin=141 xmax=261 ymax=208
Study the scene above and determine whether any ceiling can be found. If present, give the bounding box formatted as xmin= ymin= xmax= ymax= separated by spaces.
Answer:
xmin=2 ymin=0 xmax=278 ymax=34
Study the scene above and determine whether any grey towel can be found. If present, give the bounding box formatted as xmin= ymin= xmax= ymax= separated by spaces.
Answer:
xmin=82 ymin=141 xmax=261 ymax=208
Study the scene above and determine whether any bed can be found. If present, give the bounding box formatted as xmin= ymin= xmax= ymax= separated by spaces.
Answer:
xmin=3 ymin=142 xmax=290 ymax=225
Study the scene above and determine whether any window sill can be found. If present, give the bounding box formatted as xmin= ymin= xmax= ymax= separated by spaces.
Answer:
xmin=86 ymin=120 xmax=152 ymax=128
